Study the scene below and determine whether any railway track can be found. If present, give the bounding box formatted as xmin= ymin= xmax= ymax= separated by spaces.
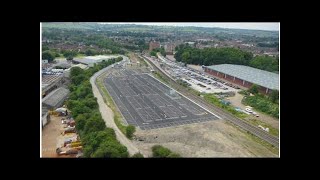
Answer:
xmin=142 ymin=55 xmax=279 ymax=148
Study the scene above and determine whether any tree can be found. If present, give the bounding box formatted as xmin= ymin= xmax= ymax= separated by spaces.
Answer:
xmin=116 ymin=56 xmax=123 ymax=61
xmin=150 ymin=51 xmax=157 ymax=56
xmin=84 ymin=130 xmax=127 ymax=158
xmin=71 ymin=74 xmax=86 ymax=85
xmin=249 ymin=55 xmax=279 ymax=72
xmin=152 ymin=145 xmax=171 ymax=157
xmin=126 ymin=125 xmax=136 ymax=139
xmin=83 ymin=117 xmax=106 ymax=135
xmin=92 ymin=140 xmax=129 ymax=158
xmin=131 ymin=153 xmax=144 ymax=158
xmin=85 ymin=49 xmax=97 ymax=56
xmin=248 ymin=84 xmax=259 ymax=94
xmin=66 ymin=56 xmax=73 ymax=60
xmin=42 ymin=50 xmax=55 ymax=62
xmin=269 ymin=89 xmax=279 ymax=103
xmin=75 ymin=113 xmax=88 ymax=132
xmin=42 ymin=46 xmax=49 ymax=51
xmin=70 ymin=67 xmax=84 ymax=77
xmin=62 ymin=50 xmax=77 ymax=59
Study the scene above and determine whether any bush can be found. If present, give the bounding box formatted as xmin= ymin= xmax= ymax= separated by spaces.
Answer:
xmin=269 ymin=89 xmax=279 ymax=103
xmin=152 ymin=145 xmax=180 ymax=158
xmin=126 ymin=125 xmax=136 ymax=139
xmin=92 ymin=140 xmax=129 ymax=158
xmin=242 ymin=95 xmax=279 ymax=118
xmin=82 ymin=129 xmax=128 ymax=158
xmin=248 ymin=84 xmax=259 ymax=94
xmin=167 ymin=153 xmax=181 ymax=158
xmin=42 ymin=50 xmax=55 ymax=62
xmin=66 ymin=56 xmax=73 ymax=60
xmin=131 ymin=153 xmax=144 ymax=158
xmin=238 ymin=90 xmax=249 ymax=96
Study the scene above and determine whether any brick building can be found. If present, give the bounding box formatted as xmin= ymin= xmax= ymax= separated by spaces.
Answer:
xmin=164 ymin=43 xmax=175 ymax=55
xmin=204 ymin=64 xmax=279 ymax=94
xmin=149 ymin=41 xmax=160 ymax=51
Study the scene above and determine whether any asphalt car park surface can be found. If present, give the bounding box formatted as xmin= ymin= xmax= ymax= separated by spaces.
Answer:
xmin=104 ymin=70 xmax=219 ymax=130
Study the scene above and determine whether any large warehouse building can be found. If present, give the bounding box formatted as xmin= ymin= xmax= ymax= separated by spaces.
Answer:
xmin=204 ymin=64 xmax=279 ymax=94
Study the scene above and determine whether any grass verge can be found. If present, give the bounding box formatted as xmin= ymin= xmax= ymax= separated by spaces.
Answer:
xmin=203 ymin=93 xmax=248 ymax=119
xmin=244 ymin=118 xmax=279 ymax=137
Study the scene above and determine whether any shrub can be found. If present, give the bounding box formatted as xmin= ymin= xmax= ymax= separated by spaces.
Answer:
xmin=152 ymin=145 xmax=180 ymax=158
xmin=131 ymin=153 xmax=144 ymax=158
xmin=126 ymin=125 xmax=136 ymax=139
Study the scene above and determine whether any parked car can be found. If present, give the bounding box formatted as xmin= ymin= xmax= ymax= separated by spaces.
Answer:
xmin=245 ymin=108 xmax=253 ymax=113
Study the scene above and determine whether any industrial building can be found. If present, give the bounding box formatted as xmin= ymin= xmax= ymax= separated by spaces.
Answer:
xmin=203 ymin=64 xmax=279 ymax=94
xmin=164 ymin=43 xmax=175 ymax=55
xmin=72 ymin=55 xmax=119 ymax=67
xmin=42 ymin=106 xmax=50 ymax=128
xmin=42 ymin=87 xmax=70 ymax=110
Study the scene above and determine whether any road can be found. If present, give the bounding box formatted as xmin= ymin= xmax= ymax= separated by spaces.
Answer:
xmin=90 ymin=56 xmax=140 ymax=156
xmin=142 ymin=55 xmax=279 ymax=148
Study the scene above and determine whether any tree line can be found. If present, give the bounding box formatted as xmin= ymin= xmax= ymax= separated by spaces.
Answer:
xmin=66 ymin=58 xmax=130 ymax=157
xmin=174 ymin=44 xmax=279 ymax=73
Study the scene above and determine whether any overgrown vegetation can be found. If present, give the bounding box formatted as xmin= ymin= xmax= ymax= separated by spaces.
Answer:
xmin=242 ymin=94 xmax=279 ymax=119
xmin=240 ymin=84 xmax=279 ymax=119
xmin=203 ymin=93 xmax=248 ymax=119
xmin=174 ymin=44 xmax=278 ymax=73
xmin=152 ymin=71 xmax=169 ymax=84
xmin=152 ymin=145 xmax=181 ymax=158
xmin=66 ymin=58 xmax=129 ymax=158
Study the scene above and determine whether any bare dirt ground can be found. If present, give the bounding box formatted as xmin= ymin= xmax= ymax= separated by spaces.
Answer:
xmin=133 ymin=119 xmax=277 ymax=157
xmin=227 ymin=93 xmax=279 ymax=129
xmin=128 ymin=53 xmax=138 ymax=63
xmin=42 ymin=115 xmax=61 ymax=157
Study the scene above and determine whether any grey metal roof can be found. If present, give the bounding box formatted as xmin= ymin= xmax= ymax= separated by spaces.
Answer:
xmin=42 ymin=87 xmax=70 ymax=108
xmin=206 ymin=64 xmax=279 ymax=90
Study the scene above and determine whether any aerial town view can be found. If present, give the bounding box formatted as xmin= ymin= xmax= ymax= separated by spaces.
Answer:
xmin=40 ymin=22 xmax=279 ymax=158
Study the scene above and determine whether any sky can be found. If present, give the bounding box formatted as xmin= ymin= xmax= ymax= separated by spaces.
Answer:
xmin=100 ymin=23 xmax=279 ymax=31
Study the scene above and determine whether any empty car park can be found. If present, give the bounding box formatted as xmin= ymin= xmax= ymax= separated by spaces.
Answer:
xmin=104 ymin=70 xmax=219 ymax=130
